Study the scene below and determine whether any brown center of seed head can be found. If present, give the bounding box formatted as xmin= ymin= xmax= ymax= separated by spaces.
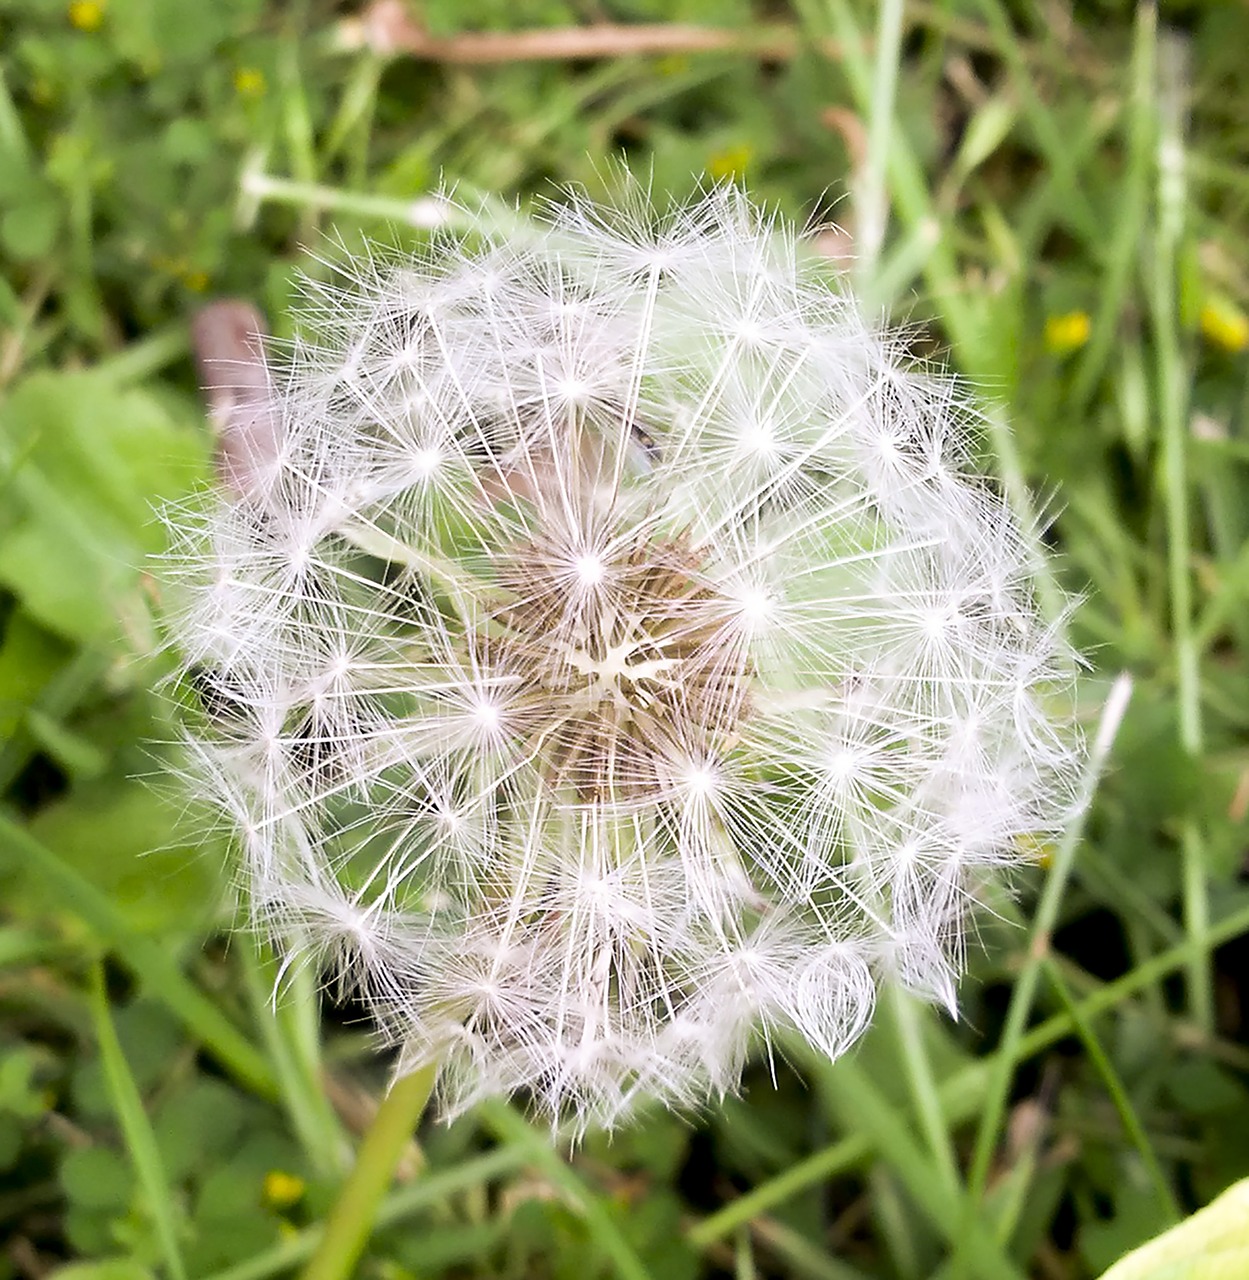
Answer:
xmin=489 ymin=526 xmax=752 ymax=801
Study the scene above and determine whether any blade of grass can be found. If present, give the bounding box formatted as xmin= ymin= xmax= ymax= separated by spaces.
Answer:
xmin=240 ymin=938 xmax=350 ymax=1178
xmin=1152 ymin=28 xmax=1212 ymax=1035
xmin=818 ymin=1058 xmax=1026 ymax=1280
xmin=88 ymin=960 xmax=187 ymax=1280
xmin=1070 ymin=5 xmax=1157 ymax=413
xmin=889 ymin=988 xmax=960 ymax=1197
xmin=855 ymin=0 xmax=905 ymax=284
xmin=0 ymin=648 xmax=110 ymax=795
xmin=965 ymin=0 xmax=1101 ymax=244
xmin=735 ymin=1225 xmax=757 ymax=1280
xmin=860 ymin=215 xmax=941 ymax=313
xmin=321 ymin=50 xmax=384 ymax=177
xmin=1042 ymin=957 xmax=1181 ymax=1221
xmin=750 ymin=1215 xmax=874 ymax=1280
xmin=278 ymin=25 xmax=320 ymax=245
xmin=478 ymin=1102 xmax=651 ymax=1280
xmin=0 ymin=812 xmax=277 ymax=1099
xmin=93 ymin=325 xmax=190 ymax=385
xmin=961 ymin=676 xmax=1135 ymax=1215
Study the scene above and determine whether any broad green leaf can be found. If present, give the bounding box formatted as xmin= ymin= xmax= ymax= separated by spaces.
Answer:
xmin=1098 ymin=1177 xmax=1249 ymax=1279
xmin=46 ymin=1262 xmax=156 ymax=1280
xmin=19 ymin=778 xmax=221 ymax=936
xmin=0 ymin=195 xmax=61 ymax=260
xmin=60 ymin=1145 xmax=134 ymax=1211
xmin=0 ymin=370 xmax=208 ymax=647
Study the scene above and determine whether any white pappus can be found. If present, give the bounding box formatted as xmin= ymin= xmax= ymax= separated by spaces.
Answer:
xmin=166 ymin=183 xmax=1084 ymax=1132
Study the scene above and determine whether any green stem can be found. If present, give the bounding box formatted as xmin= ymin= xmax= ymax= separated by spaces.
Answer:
xmin=964 ymin=675 xmax=1135 ymax=1201
xmin=299 ymin=1061 xmax=438 ymax=1280
xmin=477 ymin=1102 xmax=652 ymax=1280
xmin=889 ymin=987 xmax=960 ymax=1196
xmin=1041 ymin=958 xmax=1181 ymax=1222
xmin=1151 ymin=29 xmax=1211 ymax=1036
xmin=856 ymin=0 xmax=904 ymax=285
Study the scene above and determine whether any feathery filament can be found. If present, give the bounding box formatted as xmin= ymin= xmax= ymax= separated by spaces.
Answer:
xmin=168 ymin=185 xmax=1083 ymax=1130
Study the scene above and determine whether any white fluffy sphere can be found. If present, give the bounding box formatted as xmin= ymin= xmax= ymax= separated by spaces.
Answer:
xmin=169 ymin=185 xmax=1083 ymax=1130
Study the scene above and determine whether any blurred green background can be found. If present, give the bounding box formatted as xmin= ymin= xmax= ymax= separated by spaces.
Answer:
xmin=2 ymin=1 xmax=1249 ymax=1277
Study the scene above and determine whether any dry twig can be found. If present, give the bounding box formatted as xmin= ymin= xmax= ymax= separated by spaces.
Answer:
xmin=336 ymin=0 xmax=1097 ymax=76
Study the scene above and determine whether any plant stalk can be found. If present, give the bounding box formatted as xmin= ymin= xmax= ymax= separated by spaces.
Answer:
xmin=299 ymin=1061 xmax=438 ymax=1280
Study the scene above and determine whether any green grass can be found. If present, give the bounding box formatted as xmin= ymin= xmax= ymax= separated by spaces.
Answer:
xmin=2 ymin=2 xmax=1249 ymax=1278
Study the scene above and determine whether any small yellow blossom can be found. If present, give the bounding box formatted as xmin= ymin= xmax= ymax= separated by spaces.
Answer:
xmin=68 ymin=0 xmax=104 ymax=31
xmin=262 ymin=1170 xmax=306 ymax=1209
xmin=1044 ymin=310 xmax=1091 ymax=355
xmin=182 ymin=269 xmax=209 ymax=292
xmin=1199 ymin=297 xmax=1249 ymax=354
xmin=708 ymin=144 xmax=752 ymax=182
xmin=1015 ymin=831 xmax=1054 ymax=867
xmin=234 ymin=67 xmax=267 ymax=100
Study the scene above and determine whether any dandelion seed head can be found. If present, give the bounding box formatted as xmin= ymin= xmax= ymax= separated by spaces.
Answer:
xmin=167 ymin=182 xmax=1083 ymax=1133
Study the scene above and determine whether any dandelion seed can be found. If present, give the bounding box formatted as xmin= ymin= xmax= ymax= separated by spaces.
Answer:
xmin=167 ymin=182 xmax=1084 ymax=1133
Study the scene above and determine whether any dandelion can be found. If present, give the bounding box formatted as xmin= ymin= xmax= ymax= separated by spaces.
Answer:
xmin=169 ymin=184 xmax=1083 ymax=1134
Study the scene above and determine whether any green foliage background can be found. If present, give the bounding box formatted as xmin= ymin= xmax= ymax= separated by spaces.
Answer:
xmin=2 ymin=1 xmax=1249 ymax=1277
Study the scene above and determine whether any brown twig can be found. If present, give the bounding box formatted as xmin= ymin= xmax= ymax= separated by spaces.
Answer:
xmin=340 ymin=3 xmax=822 ymax=64
xmin=337 ymin=0 xmax=1099 ymax=77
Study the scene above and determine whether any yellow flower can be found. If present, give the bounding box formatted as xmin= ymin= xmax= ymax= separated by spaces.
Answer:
xmin=1044 ymin=310 xmax=1090 ymax=355
xmin=68 ymin=0 xmax=104 ymax=31
xmin=1199 ymin=296 xmax=1249 ymax=354
xmin=234 ymin=67 xmax=267 ymax=100
xmin=262 ymin=1170 xmax=306 ymax=1209
xmin=708 ymin=144 xmax=752 ymax=182
xmin=1015 ymin=832 xmax=1054 ymax=868
xmin=182 ymin=269 xmax=210 ymax=292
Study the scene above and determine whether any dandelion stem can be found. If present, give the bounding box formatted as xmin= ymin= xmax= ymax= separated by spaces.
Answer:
xmin=298 ymin=1061 xmax=438 ymax=1280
